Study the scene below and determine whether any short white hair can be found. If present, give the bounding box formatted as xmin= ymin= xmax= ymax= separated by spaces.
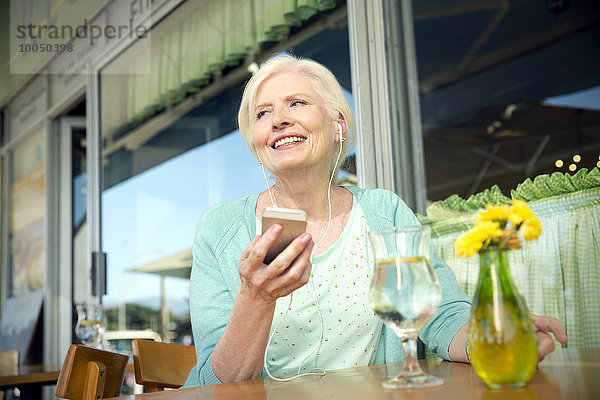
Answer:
xmin=237 ymin=54 xmax=355 ymax=178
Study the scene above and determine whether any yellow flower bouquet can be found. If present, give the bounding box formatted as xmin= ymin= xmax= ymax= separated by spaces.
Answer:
xmin=455 ymin=199 xmax=542 ymax=257
xmin=456 ymin=199 xmax=542 ymax=389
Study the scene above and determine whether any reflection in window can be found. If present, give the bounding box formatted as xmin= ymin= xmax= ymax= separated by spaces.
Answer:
xmin=0 ymin=155 xmax=2 ymax=294
xmin=99 ymin=2 xmax=352 ymax=345
xmin=9 ymin=130 xmax=45 ymax=297
xmin=101 ymin=128 xmax=265 ymax=341
xmin=412 ymin=0 xmax=600 ymax=200
xmin=72 ymin=127 xmax=89 ymax=307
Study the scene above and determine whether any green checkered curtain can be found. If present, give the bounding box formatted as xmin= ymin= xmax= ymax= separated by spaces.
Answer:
xmin=421 ymin=168 xmax=600 ymax=348
xmin=116 ymin=0 xmax=339 ymax=136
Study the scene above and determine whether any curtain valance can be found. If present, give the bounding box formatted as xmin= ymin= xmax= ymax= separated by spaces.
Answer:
xmin=106 ymin=0 xmax=339 ymax=140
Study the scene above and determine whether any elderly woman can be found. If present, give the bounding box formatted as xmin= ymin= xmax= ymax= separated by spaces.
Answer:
xmin=184 ymin=55 xmax=566 ymax=387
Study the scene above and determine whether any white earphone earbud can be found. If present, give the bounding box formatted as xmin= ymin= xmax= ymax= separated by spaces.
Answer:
xmin=337 ymin=122 xmax=344 ymax=142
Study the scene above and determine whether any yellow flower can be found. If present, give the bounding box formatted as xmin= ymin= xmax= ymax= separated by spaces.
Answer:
xmin=509 ymin=199 xmax=534 ymax=227
xmin=455 ymin=199 xmax=541 ymax=258
xmin=520 ymin=215 xmax=542 ymax=241
xmin=455 ymin=221 xmax=503 ymax=258
xmin=477 ymin=204 xmax=511 ymax=224
xmin=455 ymin=234 xmax=481 ymax=258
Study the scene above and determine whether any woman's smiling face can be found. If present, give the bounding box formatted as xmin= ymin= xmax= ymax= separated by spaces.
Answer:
xmin=252 ymin=72 xmax=336 ymax=176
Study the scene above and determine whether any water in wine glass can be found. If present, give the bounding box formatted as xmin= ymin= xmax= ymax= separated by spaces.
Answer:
xmin=75 ymin=304 xmax=106 ymax=347
xmin=370 ymin=256 xmax=441 ymax=339
xmin=76 ymin=319 xmax=106 ymax=345
xmin=368 ymin=226 xmax=444 ymax=389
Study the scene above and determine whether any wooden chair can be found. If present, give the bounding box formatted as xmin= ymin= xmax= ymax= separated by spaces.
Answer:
xmin=0 ymin=349 xmax=19 ymax=400
xmin=55 ymin=345 xmax=129 ymax=400
xmin=132 ymin=339 xmax=196 ymax=392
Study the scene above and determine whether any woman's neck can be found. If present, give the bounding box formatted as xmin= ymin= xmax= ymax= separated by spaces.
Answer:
xmin=271 ymin=176 xmax=338 ymax=222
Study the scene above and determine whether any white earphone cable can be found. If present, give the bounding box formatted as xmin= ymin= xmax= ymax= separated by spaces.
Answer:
xmin=263 ymin=133 xmax=344 ymax=381
xmin=260 ymin=159 xmax=277 ymax=208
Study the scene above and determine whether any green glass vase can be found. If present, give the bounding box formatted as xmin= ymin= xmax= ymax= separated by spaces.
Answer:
xmin=467 ymin=248 xmax=538 ymax=388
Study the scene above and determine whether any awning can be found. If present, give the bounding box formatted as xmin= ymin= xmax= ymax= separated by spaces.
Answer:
xmin=130 ymin=248 xmax=192 ymax=279
xmin=102 ymin=0 xmax=340 ymax=143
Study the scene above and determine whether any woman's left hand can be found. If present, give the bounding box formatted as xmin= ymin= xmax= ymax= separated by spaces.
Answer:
xmin=531 ymin=314 xmax=568 ymax=361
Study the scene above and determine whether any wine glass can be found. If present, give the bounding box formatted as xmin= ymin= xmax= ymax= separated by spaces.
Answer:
xmin=368 ymin=225 xmax=443 ymax=388
xmin=75 ymin=304 xmax=106 ymax=347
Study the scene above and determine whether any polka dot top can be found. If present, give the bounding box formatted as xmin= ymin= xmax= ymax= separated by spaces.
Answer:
xmin=257 ymin=199 xmax=383 ymax=378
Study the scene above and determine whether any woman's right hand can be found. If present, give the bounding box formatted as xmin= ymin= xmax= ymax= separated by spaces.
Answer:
xmin=238 ymin=224 xmax=314 ymax=303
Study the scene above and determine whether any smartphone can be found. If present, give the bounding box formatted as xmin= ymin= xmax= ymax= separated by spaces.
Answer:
xmin=261 ymin=207 xmax=308 ymax=264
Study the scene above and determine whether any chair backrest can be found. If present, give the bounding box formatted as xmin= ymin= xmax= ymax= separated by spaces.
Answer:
xmin=55 ymin=345 xmax=129 ymax=400
xmin=132 ymin=339 xmax=196 ymax=392
xmin=0 ymin=349 xmax=19 ymax=400
xmin=0 ymin=349 xmax=19 ymax=375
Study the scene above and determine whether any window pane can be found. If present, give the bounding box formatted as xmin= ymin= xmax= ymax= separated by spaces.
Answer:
xmin=72 ymin=126 xmax=88 ymax=307
xmin=99 ymin=8 xmax=351 ymax=346
xmin=9 ymin=130 xmax=45 ymax=296
xmin=0 ymin=154 xmax=3 ymax=293
xmin=412 ymin=0 xmax=600 ymax=200
xmin=100 ymin=79 xmax=263 ymax=343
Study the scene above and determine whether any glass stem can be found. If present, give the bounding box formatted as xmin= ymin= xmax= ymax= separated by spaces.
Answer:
xmin=402 ymin=338 xmax=421 ymax=373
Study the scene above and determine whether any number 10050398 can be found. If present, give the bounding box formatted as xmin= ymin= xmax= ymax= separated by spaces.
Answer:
xmin=18 ymin=43 xmax=74 ymax=53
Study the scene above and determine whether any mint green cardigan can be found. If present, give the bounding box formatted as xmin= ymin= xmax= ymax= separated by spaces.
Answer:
xmin=184 ymin=186 xmax=470 ymax=387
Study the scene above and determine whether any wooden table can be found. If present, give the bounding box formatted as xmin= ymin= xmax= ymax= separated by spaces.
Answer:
xmin=105 ymin=348 xmax=600 ymax=399
xmin=0 ymin=362 xmax=135 ymax=391
xmin=0 ymin=363 xmax=61 ymax=391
